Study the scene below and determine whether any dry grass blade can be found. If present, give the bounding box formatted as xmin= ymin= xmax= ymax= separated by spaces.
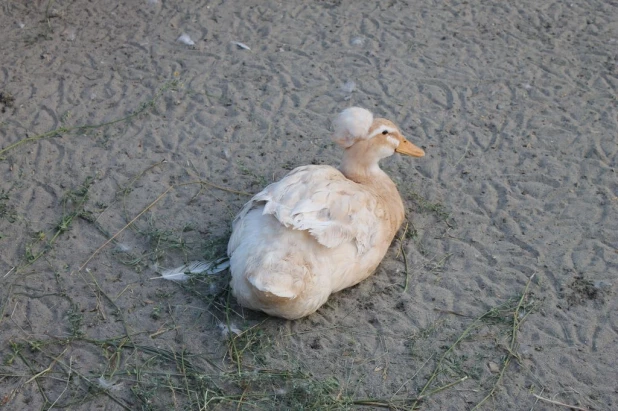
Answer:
xmin=76 ymin=185 xmax=174 ymax=272
xmin=352 ymin=399 xmax=416 ymax=409
xmin=25 ymin=347 xmax=68 ymax=384
xmin=398 ymin=221 xmax=411 ymax=292
xmin=177 ymin=180 xmax=252 ymax=196
xmin=48 ymin=352 xmax=132 ymax=410
xmin=46 ymin=356 xmax=73 ymax=410
xmin=421 ymin=375 xmax=468 ymax=399
xmin=0 ymin=178 xmax=94 ymax=322
xmin=3 ymin=266 xmax=15 ymax=278
xmin=531 ymin=393 xmax=589 ymax=411
xmin=412 ymin=274 xmax=537 ymax=410
xmin=471 ymin=273 xmax=536 ymax=410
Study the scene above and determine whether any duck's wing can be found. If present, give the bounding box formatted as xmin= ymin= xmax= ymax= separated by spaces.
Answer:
xmin=229 ymin=165 xmax=383 ymax=255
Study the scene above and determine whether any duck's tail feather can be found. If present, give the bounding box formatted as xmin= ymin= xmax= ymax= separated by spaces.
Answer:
xmin=155 ymin=257 xmax=230 ymax=281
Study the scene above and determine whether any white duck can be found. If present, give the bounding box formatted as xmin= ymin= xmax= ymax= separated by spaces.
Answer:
xmin=227 ymin=107 xmax=425 ymax=319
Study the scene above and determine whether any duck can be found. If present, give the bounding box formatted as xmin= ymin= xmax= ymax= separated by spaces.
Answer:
xmin=227 ymin=107 xmax=425 ymax=319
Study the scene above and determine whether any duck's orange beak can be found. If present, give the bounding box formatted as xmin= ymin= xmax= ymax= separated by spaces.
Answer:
xmin=395 ymin=137 xmax=425 ymax=157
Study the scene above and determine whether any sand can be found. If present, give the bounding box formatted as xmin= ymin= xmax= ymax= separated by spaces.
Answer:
xmin=0 ymin=0 xmax=616 ymax=409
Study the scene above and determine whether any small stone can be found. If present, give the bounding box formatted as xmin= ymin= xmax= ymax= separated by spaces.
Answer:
xmin=488 ymin=361 xmax=500 ymax=373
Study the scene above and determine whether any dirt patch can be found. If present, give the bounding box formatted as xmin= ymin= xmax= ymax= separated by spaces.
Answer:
xmin=566 ymin=276 xmax=607 ymax=307
xmin=0 ymin=91 xmax=15 ymax=113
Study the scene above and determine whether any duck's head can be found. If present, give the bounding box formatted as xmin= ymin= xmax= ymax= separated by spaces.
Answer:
xmin=333 ymin=107 xmax=425 ymax=161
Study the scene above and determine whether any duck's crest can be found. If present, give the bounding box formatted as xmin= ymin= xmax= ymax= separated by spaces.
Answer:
xmin=332 ymin=107 xmax=373 ymax=148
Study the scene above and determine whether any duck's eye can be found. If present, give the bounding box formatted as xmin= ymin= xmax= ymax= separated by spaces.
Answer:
xmin=382 ymin=130 xmax=389 ymax=135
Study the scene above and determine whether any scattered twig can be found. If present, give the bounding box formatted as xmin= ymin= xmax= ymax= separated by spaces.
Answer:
xmin=48 ymin=352 xmax=132 ymax=410
xmin=44 ymin=0 xmax=57 ymax=29
xmin=78 ymin=177 xmax=245 ymax=274
xmin=427 ymin=253 xmax=452 ymax=275
xmin=351 ymin=399 xmax=415 ymax=409
xmin=177 ymin=179 xmax=251 ymax=196
xmin=454 ymin=138 xmax=471 ymax=166
xmin=392 ymin=353 xmax=435 ymax=397
xmin=25 ymin=347 xmax=68 ymax=384
xmin=412 ymin=317 xmax=480 ymax=408
xmin=512 ymin=273 xmax=535 ymax=349
xmin=414 ymin=274 xmax=536 ymax=410
xmin=433 ymin=308 xmax=468 ymax=317
xmin=3 ymin=266 xmax=15 ymax=278
xmin=80 ymin=269 xmax=133 ymax=340
xmin=149 ymin=325 xmax=177 ymax=339
xmin=398 ymin=221 xmax=411 ymax=292
xmin=531 ymin=393 xmax=588 ymax=411
xmin=116 ymin=160 xmax=168 ymax=222
xmin=46 ymin=356 xmax=72 ymax=410
xmin=76 ymin=185 xmax=174 ymax=272
xmin=472 ymin=273 xmax=536 ymax=410
xmin=421 ymin=375 xmax=468 ymax=399
xmin=17 ymin=349 xmax=50 ymax=404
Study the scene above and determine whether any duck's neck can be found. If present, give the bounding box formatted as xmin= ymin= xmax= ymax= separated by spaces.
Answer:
xmin=339 ymin=141 xmax=392 ymax=185
xmin=339 ymin=145 xmax=405 ymax=232
xmin=339 ymin=157 xmax=390 ymax=186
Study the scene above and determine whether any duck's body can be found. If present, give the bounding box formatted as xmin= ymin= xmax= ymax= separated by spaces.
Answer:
xmin=228 ymin=108 xmax=424 ymax=319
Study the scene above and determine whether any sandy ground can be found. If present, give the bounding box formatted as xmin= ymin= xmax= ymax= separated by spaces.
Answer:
xmin=1 ymin=0 xmax=617 ymax=410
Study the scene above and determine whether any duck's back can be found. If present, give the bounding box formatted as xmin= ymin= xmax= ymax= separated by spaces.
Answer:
xmin=228 ymin=165 xmax=401 ymax=319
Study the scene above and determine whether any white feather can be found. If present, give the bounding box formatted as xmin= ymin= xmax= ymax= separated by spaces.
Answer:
xmin=350 ymin=36 xmax=365 ymax=46
xmin=114 ymin=243 xmax=132 ymax=253
xmin=332 ymin=107 xmax=373 ymax=148
xmin=97 ymin=377 xmax=122 ymax=391
xmin=157 ymin=258 xmax=229 ymax=281
xmin=218 ymin=322 xmax=242 ymax=337
xmin=231 ymin=41 xmax=251 ymax=50
xmin=177 ymin=33 xmax=195 ymax=46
